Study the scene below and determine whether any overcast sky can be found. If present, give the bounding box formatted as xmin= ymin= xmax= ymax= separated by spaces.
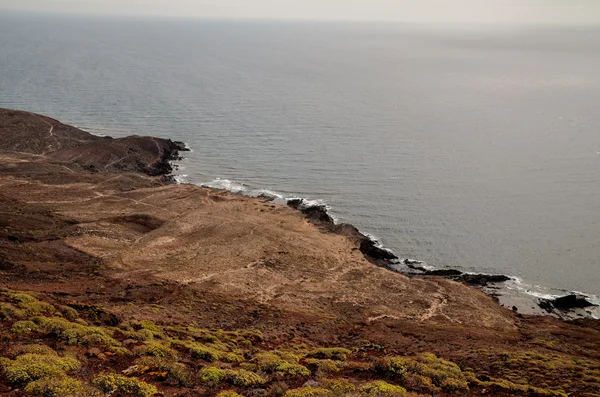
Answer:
xmin=2 ymin=0 xmax=600 ymax=24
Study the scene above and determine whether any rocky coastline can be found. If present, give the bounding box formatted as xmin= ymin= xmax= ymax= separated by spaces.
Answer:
xmin=285 ymin=198 xmax=598 ymax=319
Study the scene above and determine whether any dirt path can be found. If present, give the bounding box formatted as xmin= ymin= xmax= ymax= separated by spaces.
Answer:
xmin=31 ymin=112 xmax=54 ymax=137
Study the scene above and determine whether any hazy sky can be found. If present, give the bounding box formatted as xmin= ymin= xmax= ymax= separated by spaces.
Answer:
xmin=2 ymin=0 xmax=600 ymax=24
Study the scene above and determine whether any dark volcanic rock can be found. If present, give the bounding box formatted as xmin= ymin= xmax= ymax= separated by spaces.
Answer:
xmin=287 ymin=198 xmax=397 ymax=264
xmin=302 ymin=205 xmax=334 ymax=224
xmin=540 ymin=294 xmax=596 ymax=312
xmin=458 ymin=273 xmax=511 ymax=286
xmin=287 ymin=199 xmax=334 ymax=223
xmin=424 ymin=268 xmax=464 ymax=277
xmin=287 ymin=198 xmax=303 ymax=208
xmin=359 ymin=239 xmax=398 ymax=261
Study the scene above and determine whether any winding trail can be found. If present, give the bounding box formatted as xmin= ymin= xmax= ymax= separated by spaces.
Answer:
xmin=31 ymin=113 xmax=54 ymax=137
xmin=420 ymin=289 xmax=448 ymax=321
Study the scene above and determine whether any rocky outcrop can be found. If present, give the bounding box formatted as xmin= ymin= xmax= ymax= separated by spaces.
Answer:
xmin=0 ymin=108 xmax=187 ymax=179
xmin=539 ymin=294 xmax=597 ymax=313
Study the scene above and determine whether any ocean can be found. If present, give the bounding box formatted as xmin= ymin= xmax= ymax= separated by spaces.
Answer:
xmin=1 ymin=13 xmax=599 ymax=301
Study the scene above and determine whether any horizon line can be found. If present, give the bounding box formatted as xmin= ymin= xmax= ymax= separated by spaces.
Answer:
xmin=2 ymin=8 xmax=599 ymax=27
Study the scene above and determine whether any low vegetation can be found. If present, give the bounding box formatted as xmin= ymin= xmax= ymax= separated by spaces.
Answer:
xmin=0 ymin=288 xmax=596 ymax=396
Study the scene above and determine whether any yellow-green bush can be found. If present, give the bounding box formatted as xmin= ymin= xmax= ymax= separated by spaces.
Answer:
xmin=227 ymin=368 xmax=266 ymax=387
xmin=479 ymin=379 xmax=568 ymax=397
xmin=131 ymin=320 xmax=164 ymax=339
xmin=175 ymin=339 xmax=224 ymax=362
xmin=441 ymin=376 xmax=469 ymax=392
xmin=13 ymin=344 xmax=57 ymax=356
xmin=321 ymin=378 xmax=356 ymax=393
xmin=306 ymin=348 xmax=351 ymax=361
xmin=374 ymin=353 xmax=468 ymax=393
xmin=284 ymin=387 xmax=333 ymax=397
xmin=198 ymin=366 xmax=228 ymax=384
xmin=305 ymin=359 xmax=346 ymax=374
xmin=223 ymin=352 xmax=245 ymax=363
xmin=0 ymin=353 xmax=80 ymax=384
xmin=93 ymin=373 xmax=158 ymax=397
xmin=33 ymin=316 xmax=119 ymax=346
xmin=25 ymin=375 xmax=101 ymax=397
xmin=400 ymin=373 xmax=437 ymax=393
xmin=373 ymin=357 xmax=413 ymax=377
xmin=136 ymin=356 xmax=194 ymax=387
xmin=108 ymin=346 xmax=132 ymax=356
xmin=3 ymin=291 xmax=55 ymax=315
xmin=217 ymin=391 xmax=244 ymax=397
xmin=60 ymin=306 xmax=79 ymax=321
xmin=418 ymin=353 xmax=467 ymax=390
xmin=255 ymin=352 xmax=310 ymax=376
xmin=0 ymin=303 xmax=27 ymax=320
xmin=361 ymin=380 xmax=407 ymax=396
xmin=122 ymin=329 xmax=156 ymax=341
xmin=134 ymin=341 xmax=178 ymax=359
xmin=11 ymin=320 xmax=39 ymax=334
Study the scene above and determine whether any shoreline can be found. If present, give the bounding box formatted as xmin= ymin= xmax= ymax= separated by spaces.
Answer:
xmin=174 ymin=172 xmax=600 ymax=320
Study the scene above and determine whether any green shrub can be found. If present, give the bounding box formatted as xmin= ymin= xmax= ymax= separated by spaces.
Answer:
xmin=60 ymin=306 xmax=79 ymax=321
xmin=217 ymin=391 xmax=244 ymax=397
xmin=322 ymin=378 xmax=356 ymax=393
xmin=11 ymin=320 xmax=39 ymax=334
xmin=93 ymin=373 xmax=158 ymax=397
xmin=441 ymin=376 xmax=469 ymax=392
xmin=108 ymin=346 xmax=132 ymax=356
xmin=400 ymin=373 xmax=437 ymax=393
xmin=373 ymin=357 xmax=413 ymax=377
xmin=227 ymin=368 xmax=266 ymax=387
xmin=198 ymin=366 xmax=228 ymax=384
xmin=137 ymin=356 xmax=194 ymax=387
xmin=131 ymin=320 xmax=164 ymax=339
xmin=418 ymin=353 xmax=468 ymax=391
xmin=374 ymin=353 xmax=468 ymax=393
xmin=305 ymin=359 xmax=345 ymax=374
xmin=0 ymin=353 xmax=80 ymax=384
xmin=4 ymin=292 xmax=38 ymax=303
xmin=361 ymin=380 xmax=407 ymax=396
xmin=34 ymin=317 xmax=119 ymax=346
xmin=0 ymin=303 xmax=27 ymax=320
xmin=13 ymin=344 xmax=57 ymax=356
xmin=255 ymin=352 xmax=310 ymax=376
xmin=178 ymin=340 xmax=223 ymax=362
xmin=480 ymin=379 xmax=567 ymax=397
xmin=4 ymin=292 xmax=55 ymax=315
xmin=223 ymin=352 xmax=245 ymax=363
xmin=284 ymin=387 xmax=332 ymax=397
xmin=122 ymin=329 xmax=155 ymax=341
xmin=306 ymin=348 xmax=351 ymax=361
xmin=25 ymin=375 xmax=101 ymax=397
xmin=134 ymin=341 xmax=178 ymax=359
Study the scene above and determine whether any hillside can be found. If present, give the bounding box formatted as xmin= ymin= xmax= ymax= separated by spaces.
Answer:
xmin=1 ymin=109 xmax=599 ymax=397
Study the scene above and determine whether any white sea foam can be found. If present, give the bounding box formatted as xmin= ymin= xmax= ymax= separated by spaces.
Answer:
xmin=503 ymin=276 xmax=600 ymax=304
xmin=201 ymin=178 xmax=248 ymax=193
xmin=173 ymin=174 xmax=189 ymax=184
xmin=363 ymin=232 xmax=396 ymax=255
xmin=252 ymin=189 xmax=284 ymax=199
